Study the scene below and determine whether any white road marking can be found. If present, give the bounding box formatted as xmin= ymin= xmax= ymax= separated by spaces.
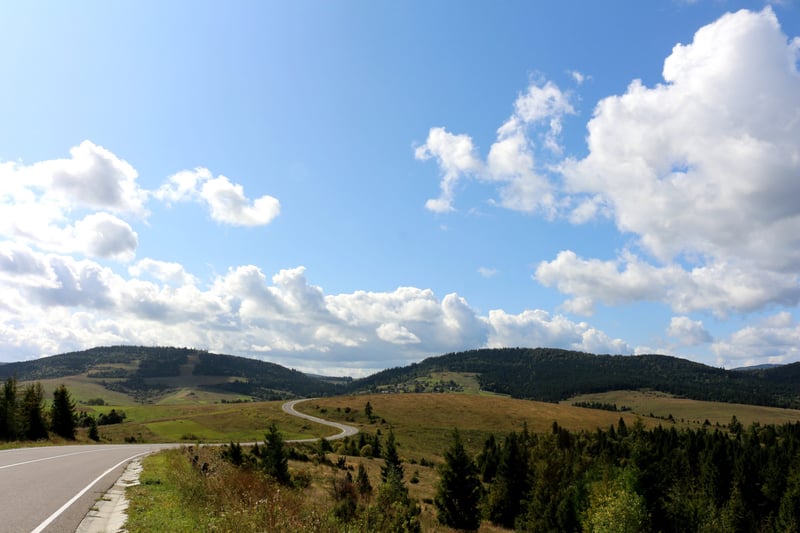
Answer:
xmin=0 ymin=449 xmax=100 ymax=470
xmin=30 ymin=451 xmax=151 ymax=533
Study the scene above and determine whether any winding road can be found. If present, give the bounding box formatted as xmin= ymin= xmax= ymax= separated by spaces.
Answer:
xmin=0 ymin=399 xmax=355 ymax=532
xmin=282 ymin=398 xmax=359 ymax=442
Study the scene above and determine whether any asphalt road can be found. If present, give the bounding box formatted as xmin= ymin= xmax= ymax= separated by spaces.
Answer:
xmin=0 ymin=443 xmax=175 ymax=533
xmin=0 ymin=401 xmax=355 ymax=533
xmin=282 ymin=398 xmax=359 ymax=441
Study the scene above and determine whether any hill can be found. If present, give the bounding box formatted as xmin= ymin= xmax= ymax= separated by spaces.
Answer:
xmin=3 ymin=345 xmax=799 ymax=409
xmin=0 ymin=346 xmax=344 ymax=402
xmin=352 ymin=347 xmax=800 ymax=408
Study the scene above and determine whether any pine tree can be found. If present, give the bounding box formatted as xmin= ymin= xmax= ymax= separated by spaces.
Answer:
xmin=381 ymin=429 xmax=403 ymax=482
xmin=88 ymin=417 xmax=100 ymax=442
xmin=262 ymin=423 xmax=290 ymax=484
xmin=50 ymin=384 xmax=76 ymax=439
xmin=435 ymin=429 xmax=483 ymax=531
xmin=356 ymin=463 xmax=372 ymax=498
xmin=0 ymin=377 xmax=18 ymax=440
xmin=486 ymin=431 xmax=528 ymax=528
xmin=20 ymin=382 xmax=47 ymax=441
xmin=476 ymin=433 xmax=500 ymax=482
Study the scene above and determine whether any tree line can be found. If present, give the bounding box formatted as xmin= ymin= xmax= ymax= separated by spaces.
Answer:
xmin=434 ymin=418 xmax=800 ymax=532
xmin=352 ymin=348 xmax=800 ymax=408
xmin=0 ymin=377 xmax=80 ymax=441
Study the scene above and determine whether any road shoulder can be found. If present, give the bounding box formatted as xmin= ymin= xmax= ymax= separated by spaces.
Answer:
xmin=75 ymin=458 xmax=142 ymax=533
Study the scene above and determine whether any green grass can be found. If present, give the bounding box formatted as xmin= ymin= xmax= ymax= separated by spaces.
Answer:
xmin=87 ymin=401 xmax=341 ymax=443
xmin=125 ymin=452 xmax=204 ymax=532
xmin=563 ymin=390 xmax=800 ymax=428
xmin=300 ymin=393 xmax=647 ymax=459
xmin=300 ymin=391 xmax=800 ymax=460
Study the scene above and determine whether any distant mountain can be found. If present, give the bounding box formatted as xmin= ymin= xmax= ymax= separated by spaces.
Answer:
xmin=0 ymin=346 xmax=344 ymax=401
xmin=731 ymin=363 xmax=783 ymax=371
xmin=351 ymin=347 xmax=800 ymax=409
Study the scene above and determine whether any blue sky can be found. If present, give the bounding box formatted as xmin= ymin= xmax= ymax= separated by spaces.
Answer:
xmin=1 ymin=1 xmax=799 ymax=375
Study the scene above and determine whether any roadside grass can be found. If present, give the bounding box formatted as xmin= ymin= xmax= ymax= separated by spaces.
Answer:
xmin=563 ymin=389 xmax=800 ymax=428
xmin=127 ymin=444 xmax=505 ymax=532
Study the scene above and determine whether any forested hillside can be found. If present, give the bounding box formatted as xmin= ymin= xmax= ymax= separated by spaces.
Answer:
xmin=0 ymin=346 xmax=343 ymax=400
xmin=353 ymin=348 xmax=800 ymax=408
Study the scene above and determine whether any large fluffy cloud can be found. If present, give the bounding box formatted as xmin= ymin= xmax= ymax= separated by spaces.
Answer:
xmin=0 ymin=142 xmax=145 ymax=260
xmin=564 ymin=8 xmax=800 ymax=265
xmin=418 ymin=8 xmax=800 ymax=323
xmin=553 ymin=8 xmax=800 ymax=314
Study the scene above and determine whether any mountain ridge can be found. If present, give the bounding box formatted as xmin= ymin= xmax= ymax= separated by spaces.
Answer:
xmin=1 ymin=345 xmax=798 ymax=408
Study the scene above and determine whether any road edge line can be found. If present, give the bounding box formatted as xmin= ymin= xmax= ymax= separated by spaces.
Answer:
xmin=30 ymin=451 xmax=150 ymax=533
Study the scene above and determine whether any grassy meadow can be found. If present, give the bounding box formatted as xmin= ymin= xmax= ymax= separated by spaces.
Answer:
xmin=22 ymin=371 xmax=789 ymax=532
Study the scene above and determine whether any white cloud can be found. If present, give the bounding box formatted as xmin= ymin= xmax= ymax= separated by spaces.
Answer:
xmin=564 ymin=8 xmax=800 ymax=271
xmin=416 ymin=80 xmax=574 ymax=214
xmin=477 ymin=266 xmax=497 ymax=278
xmin=157 ymin=168 xmax=281 ymax=226
xmin=535 ymin=250 xmax=800 ymax=317
xmin=414 ymin=128 xmax=482 ymax=213
xmin=0 ymin=243 xmax=633 ymax=373
xmin=0 ymin=142 xmax=148 ymax=260
xmin=0 ymin=241 xmax=58 ymax=288
xmin=535 ymin=250 xmax=673 ymax=315
xmin=128 ymin=258 xmax=198 ymax=286
xmin=72 ymin=213 xmax=138 ymax=261
xmin=28 ymin=140 xmax=147 ymax=215
xmin=569 ymin=70 xmax=588 ymax=85
xmin=201 ymin=176 xmax=280 ymax=226
xmin=667 ymin=316 xmax=713 ymax=346
xmin=712 ymin=312 xmax=800 ymax=367
xmin=376 ymin=323 xmax=421 ymax=345
xmin=486 ymin=308 xmax=630 ymax=354
xmin=533 ymin=9 xmax=800 ymax=318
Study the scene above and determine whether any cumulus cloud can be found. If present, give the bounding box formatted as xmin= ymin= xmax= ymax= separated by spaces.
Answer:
xmin=533 ymin=9 xmax=800 ymax=318
xmin=414 ymin=128 xmax=482 ymax=213
xmin=416 ymin=80 xmax=574 ymax=214
xmin=535 ymin=250 xmax=800 ymax=317
xmin=563 ymin=8 xmax=800 ymax=270
xmin=0 ymin=142 xmax=148 ymax=260
xmin=157 ymin=168 xmax=280 ymax=226
xmin=128 ymin=258 xmax=198 ymax=286
xmin=0 ymin=244 xmax=632 ymax=373
xmin=712 ymin=312 xmax=800 ymax=367
xmin=72 ymin=213 xmax=138 ymax=261
xmin=667 ymin=316 xmax=713 ymax=346
xmin=27 ymin=140 xmax=147 ymax=215
xmin=486 ymin=308 xmax=630 ymax=354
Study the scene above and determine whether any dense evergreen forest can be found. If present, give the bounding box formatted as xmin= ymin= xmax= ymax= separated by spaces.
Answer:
xmin=354 ymin=348 xmax=800 ymax=408
xmin=440 ymin=419 xmax=800 ymax=532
